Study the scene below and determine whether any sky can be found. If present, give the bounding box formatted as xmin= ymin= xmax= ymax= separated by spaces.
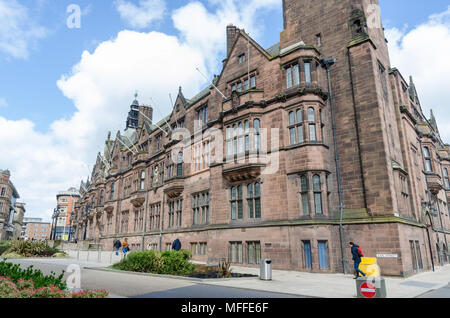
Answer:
xmin=0 ymin=0 xmax=450 ymax=222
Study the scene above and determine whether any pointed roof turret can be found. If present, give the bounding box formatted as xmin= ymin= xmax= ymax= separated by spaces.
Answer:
xmin=429 ymin=109 xmax=439 ymax=134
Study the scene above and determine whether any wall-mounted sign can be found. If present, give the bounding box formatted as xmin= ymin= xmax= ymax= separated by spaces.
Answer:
xmin=376 ymin=254 xmax=398 ymax=258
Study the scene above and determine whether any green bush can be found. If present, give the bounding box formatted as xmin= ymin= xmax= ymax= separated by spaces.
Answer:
xmin=6 ymin=241 xmax=59 ymax=258
xmin=0 ymin=260 xmax=66 ymax=290
xmin=0 ymin=242 xmax=11 ymax=256
xmin=117 ymin=250 xmax=161 ymax=273
xmin=1 ymin=253 xmax=23 ymax=259
xmin=115 ymin=249 xmax=195 ymax=276
xmin=160 ymin=250 xmax=196 ymax=275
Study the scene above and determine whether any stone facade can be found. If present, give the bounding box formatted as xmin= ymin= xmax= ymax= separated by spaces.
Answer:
xmin=73 ymin=0 xmax=450 ymax=276
xmin=0 ymin=169 xmax=25 ymax=240
xmin=26 ymin=222 xmax=52 ymax=241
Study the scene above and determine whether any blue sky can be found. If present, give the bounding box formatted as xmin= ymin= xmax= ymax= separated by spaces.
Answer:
xmin=0 ymin=0 xmax=448 ymax=132
xmin=1 ymin=0 xmax=450 ymax=221
xmin=0 ymin=0 xmax=283 ymax=133
xmin=0 ymin=0 xmax=449 ymax=132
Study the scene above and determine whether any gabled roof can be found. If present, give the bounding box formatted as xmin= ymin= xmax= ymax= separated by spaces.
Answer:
xmin=185 ymin=85 xmax=212 ymax=108
xmin=266 ymin=42 xmax=280 ymax=57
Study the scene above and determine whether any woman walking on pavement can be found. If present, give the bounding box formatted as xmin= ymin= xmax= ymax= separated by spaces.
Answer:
xmin=122 ymin=238 xmax=130 ymax=257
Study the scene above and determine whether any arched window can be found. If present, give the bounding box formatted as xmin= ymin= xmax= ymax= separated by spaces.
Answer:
xmin=296 ymin=109 xmax=303 ymax=123
xmin=99 ymin=190 xmax=104 ymax=206
xmin=238 ymin=122 xmax=244 ymax=154
xmin=424 ymin=147 xmax=432 ymax=172
xmin=244 ymin=120 xmax=250 ymax=152
xmin=140 ymin=170 xmax=146 ymax=190
xmin=110 ymin=183 xmax=115 ymax=201
xmin=231 ymin=187 xmax=237 ymax=220
xmin=177 ymin=152 xmax=183 ymax=177
xmin=308 ymin=107 xmax=315 ymax=121
xmin=254 ymin=119 xmax=261 ymax=153
xmin=300 ymin=175 xmax=310 ymax=215
xmin=289 ymin=112 xmax=295 ymax=126
xmin=308 ymin=108 xmax=317 ymax=142
xmin=313 ymin=175 xmax=323 ymax=214
xmin=444 ymin=168 xmax=450 ymax=189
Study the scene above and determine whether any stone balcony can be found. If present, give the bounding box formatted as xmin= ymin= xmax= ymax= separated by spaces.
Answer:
xmin=132 ymin=152 xmax=148 ymax=165
xmin=95 ymin=206 xmax=104 ymax=217
xmin=164 ymin=177 xmax=185 ymax=199
xmin=104 ymin=202 xmax=115 ymax=214
xmin=130 ymin=190 xmax=146 ymax=208
xmin=425 ymin=173 xmax=443 ymax=194
xmin=222 ymin=163 xmax=266 ymax=182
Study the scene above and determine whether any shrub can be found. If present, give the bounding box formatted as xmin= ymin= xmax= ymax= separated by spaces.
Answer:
xmin=160 ymin=250 xmax=196 ymax=275
xmin=1 ymin=253 xmax=23 ymax=259
xmin=117 ymin=250 xmax=161 ymax=273
xmin=0 ymin=242 xmax=11 ymax=256
xmin=115 ymin=249 xmax=195 ymax=276
xmin=6 ymin=241 xmax=59 ymax=258
xmin=0 ymin=276 xmax=109 ymax=298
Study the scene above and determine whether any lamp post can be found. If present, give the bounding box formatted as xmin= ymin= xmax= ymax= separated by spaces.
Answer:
xmin=51 ymin=208 xmax=60 ymax=240
xmin=68 ymin=211 xmax=75 ymax=242
xmin=422 ymin=200 xmax=435 ymax=272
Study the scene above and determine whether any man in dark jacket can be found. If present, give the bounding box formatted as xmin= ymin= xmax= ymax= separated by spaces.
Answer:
xmin=350 ymin=242 xmax=366 ymax=279
xmin=114 ymin=238 xmax=122 ymax=256
xmin=172 ymin=238 xmax=181 ymax=251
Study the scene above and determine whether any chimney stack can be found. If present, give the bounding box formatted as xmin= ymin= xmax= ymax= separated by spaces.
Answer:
xmin=139 ymin=105 xmax=153 ymax=128
xmin=226 ymin=24 xmax=239 ymax=57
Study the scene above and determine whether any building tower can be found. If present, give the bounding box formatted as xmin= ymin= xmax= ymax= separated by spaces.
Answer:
xmin=126 ymin=93 xmax=140 ymax=130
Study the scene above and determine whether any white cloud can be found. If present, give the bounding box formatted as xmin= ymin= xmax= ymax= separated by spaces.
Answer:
xmin=114 ymin=0 xmax=166 ymax=29
xmin=0 ymin=0 xmax=282 ymax=221
xmin=173 ymin=0 xmax=281 ymax=71
xmin=0 ymin=0 xmax=47 ymax=59
xmin=386 ymin=6 xmax=450 ymax=142
xmin=0 ymin=97 xmax=7 ymax=108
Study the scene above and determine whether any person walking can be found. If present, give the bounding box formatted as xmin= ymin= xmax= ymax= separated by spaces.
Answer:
xmin=122 ymin=238 xmax=130 ymax=257
xmin=113 ymin=238 xmax=122 ymax=256
xmin=350 ymin=242 xmax=366 ymax=279
xmin=172 ymin=238 xmax=181 ymax=251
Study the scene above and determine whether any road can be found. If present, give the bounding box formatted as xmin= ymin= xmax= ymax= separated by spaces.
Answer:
xmin=418 ymin=284 xmax=450 ymax=298
xmin=4 ymin=258 xmax=302 ymax=298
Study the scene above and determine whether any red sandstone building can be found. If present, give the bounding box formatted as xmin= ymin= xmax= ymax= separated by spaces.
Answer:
xmin=73 ymin=0 xmax=449 ymax=276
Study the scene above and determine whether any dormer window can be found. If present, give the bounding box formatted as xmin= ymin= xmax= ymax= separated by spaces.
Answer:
xmin=156 ymin=134 xmax=162 ymax=150
xmin=197 ymin=104 xmax=208 ymax=126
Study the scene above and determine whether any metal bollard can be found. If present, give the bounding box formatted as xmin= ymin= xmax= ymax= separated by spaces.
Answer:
xmin=77 ymin=249 xmax=80 ymax=260
xmin=356 ymin=277 xmax=387 ymax=298
xmin=98 ymin=245 xmax=101 ymax=263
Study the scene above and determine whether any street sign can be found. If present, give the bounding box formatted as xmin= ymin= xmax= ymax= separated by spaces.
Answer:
xmin=376 ymin=254 xmax=398 ymax=258
xmin=360 ymin=282 xmax=377 ymax=298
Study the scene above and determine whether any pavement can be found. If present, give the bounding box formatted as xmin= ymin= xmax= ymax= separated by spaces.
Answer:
xmin=202 ymin=263 xmax=450 ymax=298
xmin=4 ymin=252 xmax=450 ymax=298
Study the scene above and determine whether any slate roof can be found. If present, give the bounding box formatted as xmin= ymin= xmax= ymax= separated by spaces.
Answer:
xmin=266 ymin=42 xmax=280 ymax=57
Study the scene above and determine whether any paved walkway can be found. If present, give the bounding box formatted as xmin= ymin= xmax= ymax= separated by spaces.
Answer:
xmin=61 ymin=250 xmax=450 ymax=298
xmin=199 ymin=264 xmax=450 ymax=298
